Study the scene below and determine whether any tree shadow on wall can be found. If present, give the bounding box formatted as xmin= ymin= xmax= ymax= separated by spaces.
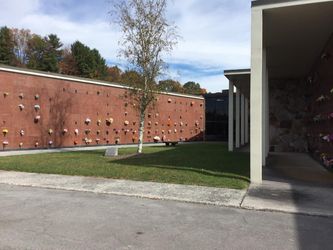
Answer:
xmin=44 ymin=90 xmax=73 ymax=148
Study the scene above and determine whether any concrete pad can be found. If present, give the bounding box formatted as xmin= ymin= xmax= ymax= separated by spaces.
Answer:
xmin=242 ymin=180 xmax=333 ymax=217
xmin=0 ymin=171 xmax=246 ymax=207
xmin=0 ymin=143 xmax=164 ymax=157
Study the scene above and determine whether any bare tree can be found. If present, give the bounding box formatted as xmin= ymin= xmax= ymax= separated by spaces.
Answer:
xmin=111 ymin=0 xmax=178 ymax=153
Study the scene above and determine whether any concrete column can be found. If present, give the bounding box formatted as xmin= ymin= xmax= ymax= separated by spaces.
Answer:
xmin=228 ymin=81 xmax=234 ymax=152
xmin=241 ymin=94 xmax=245 ymax=145
xmin=245 ymin=98 xmax=249 ymax=144
xmin=250 ymin=8 xmax=263 ymax=183
xmin=235 ymin=88 xmax=240 ymax=148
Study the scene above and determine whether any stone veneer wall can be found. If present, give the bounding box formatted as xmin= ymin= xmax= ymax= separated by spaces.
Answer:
xmin=269 ymin=79 xmax=308 ymax=152
xmin=306 ymin=36 xmax=333 ymax=168
xmin=0 ymin=67 xmax=205 ymax=150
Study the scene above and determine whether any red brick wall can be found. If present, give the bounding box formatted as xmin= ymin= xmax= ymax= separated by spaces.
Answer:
xmin=0 ymin=68 xmax=205 ymax=150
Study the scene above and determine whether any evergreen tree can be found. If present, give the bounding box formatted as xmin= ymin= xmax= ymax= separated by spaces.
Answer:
xmin=43 ymin=34 xmax=62 ymax=72
xmin=71 ymin=41 xmax=107 ymax=79
xmin=0 ymin=26 xmax=15 ymax=65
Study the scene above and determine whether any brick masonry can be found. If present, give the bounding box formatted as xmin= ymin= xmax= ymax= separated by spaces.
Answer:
xmin=0 ymin=67 xmax=205 ymax=150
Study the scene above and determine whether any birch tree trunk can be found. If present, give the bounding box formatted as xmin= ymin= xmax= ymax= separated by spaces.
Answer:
xmin=137 ymin=109 xmax=145 ymax=154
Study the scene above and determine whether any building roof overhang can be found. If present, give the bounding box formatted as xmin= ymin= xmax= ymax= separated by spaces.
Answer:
xmin=261 ymin=0 xmax=333 ymax=79
xmin=224 ymin=69 xmax=251 ymax=99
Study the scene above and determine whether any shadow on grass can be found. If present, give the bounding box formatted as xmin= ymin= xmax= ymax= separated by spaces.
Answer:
xmin=111 ymin=143 xmax=250 ymax=183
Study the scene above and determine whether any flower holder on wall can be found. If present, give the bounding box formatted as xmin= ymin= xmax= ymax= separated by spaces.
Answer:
xmin=106 ymin=118 xmax=114 ymax=126
xmin=34 ymin=94 xmax=39 ymax=100
xmin=2 ymin=129 xmax=9 ymax=136
xmin=19 ymin=142 xmax=23 ymax=148
xmin=34 ymin=104 xmax=41 ymax=111
xmin=48 ymin=129 xmax=53 ymax=135
xmin=153 ymin=136 xmax=161 ymax=142
xmin=316 ymin=95 xmax=326 ymax=102
xmin=34 ymin=115 xmax=41 ymax=123
xmin=74 ymin=129 xmax=79 ymax=135
xmin=3 ymin=92 xmax=9 ymax=97
xmin=19 ymin=93 xmax=24 ymax=99
xmin=313 ymin=114 xmax=323 ymax=122
xmin=85 ymin=118 xmax=91 ymax=125
xmin=20 ymin=130 xmax=25 ymax=136
xmin=63 ymin=128 xmax=68 ymax=134
xmin=3 ymin=140 xmax=9 ymax=146
xmin=83 ymin=138 xmax=92 ymax=144
xmin=18 ymin=104 xmax=25 ymax=110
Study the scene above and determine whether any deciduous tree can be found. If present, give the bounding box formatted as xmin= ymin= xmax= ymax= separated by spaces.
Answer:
xmin=158 ymin=79 xmax=183 ymax=93
xmin=183 ymin=81 xmax=202 ymax=95
xmin=11 ymin=28 xmax=32 ymax=66
xmin=111 ymin=0 xmax=178 ymax=153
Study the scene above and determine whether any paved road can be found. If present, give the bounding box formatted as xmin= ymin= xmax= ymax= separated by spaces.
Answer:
xmin=0 ymin=184 xmax=332 ymax=250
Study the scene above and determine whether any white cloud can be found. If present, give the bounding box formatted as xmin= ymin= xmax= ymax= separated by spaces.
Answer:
xmin=0 ymin=0 xmax=251 ymax=92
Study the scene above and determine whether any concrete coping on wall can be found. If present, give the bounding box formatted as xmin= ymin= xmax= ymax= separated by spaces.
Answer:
xmin=0 ymin=64 xmax=204 ymax=100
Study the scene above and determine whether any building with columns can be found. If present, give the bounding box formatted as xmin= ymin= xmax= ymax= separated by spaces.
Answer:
xmin=225 ymin=0 xmax=333 ymax=183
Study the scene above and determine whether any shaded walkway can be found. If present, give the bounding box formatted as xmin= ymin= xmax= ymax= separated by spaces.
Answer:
xmin=265 ymin=152 xmax=333 ymax=187
xmin=243 ymin=152 xmax=333 ymax=217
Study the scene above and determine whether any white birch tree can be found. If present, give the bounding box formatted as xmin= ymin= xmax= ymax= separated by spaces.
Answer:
xmin=111 ymin=0 xmax=178 ymax=153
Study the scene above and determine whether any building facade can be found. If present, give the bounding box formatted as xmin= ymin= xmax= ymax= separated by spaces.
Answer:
xmin=0 ymin=66 xmax=205 ymax=150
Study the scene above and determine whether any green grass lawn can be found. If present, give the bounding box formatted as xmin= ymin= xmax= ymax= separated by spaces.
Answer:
xmin=0 ymin=143 xmax=250 ymax=189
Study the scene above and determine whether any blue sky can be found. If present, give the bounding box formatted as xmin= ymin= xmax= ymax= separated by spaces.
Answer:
xmin=0 ymin=0 xmax=251 ymax=92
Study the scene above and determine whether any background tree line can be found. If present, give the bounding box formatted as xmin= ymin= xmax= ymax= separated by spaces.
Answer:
xmin=0 ymin=26 xmax=206 ymax=95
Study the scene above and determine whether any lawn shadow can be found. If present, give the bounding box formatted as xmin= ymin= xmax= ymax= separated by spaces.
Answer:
xmin=110 ymin=143 xmax=250 ymax=183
